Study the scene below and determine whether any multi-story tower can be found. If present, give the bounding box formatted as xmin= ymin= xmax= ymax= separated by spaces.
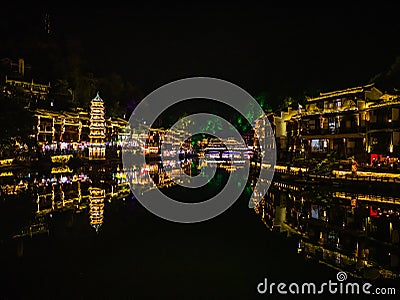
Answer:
xmin=89 ymin=93 xmax=106 ymax=160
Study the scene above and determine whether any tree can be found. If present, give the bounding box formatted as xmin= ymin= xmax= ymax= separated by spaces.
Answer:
xmin=72 ymin=73 xmax=98 ymax=108
xmin=282 ymin=96 xmax=294 ymax=109
xmin=370 ymin=56 xmax=400 ymax=92
xmin=0 ymin=94 xmax=34 ymax=157
xmin=97 ymin=73 xmax=124 ymax=117
xmin=47 ymin=79 xmax=73 ymax=110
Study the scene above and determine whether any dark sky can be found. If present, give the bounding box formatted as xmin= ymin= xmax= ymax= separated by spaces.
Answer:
xmin=2 ymin=3 xmax=400 ymax=106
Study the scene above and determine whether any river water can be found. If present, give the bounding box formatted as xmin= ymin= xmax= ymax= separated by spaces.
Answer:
xmin=0 ymin=159 xmax=398 ymax=299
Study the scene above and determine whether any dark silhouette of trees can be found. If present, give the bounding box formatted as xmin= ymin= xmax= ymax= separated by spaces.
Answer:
xmin=0 ymin=94 xmax=34 ymax=157
xmin=370 ymin=56 xmax=400 ymax=93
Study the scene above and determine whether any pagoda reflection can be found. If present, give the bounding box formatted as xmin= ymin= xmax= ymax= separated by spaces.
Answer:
xmin=88 ymin=187 xmax=105 ymax=233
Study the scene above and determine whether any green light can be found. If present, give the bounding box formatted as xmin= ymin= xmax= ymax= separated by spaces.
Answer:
xmin=246 ymin=186 xmax=252 ymax=195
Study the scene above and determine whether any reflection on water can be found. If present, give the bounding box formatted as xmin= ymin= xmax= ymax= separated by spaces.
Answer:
xmin=254 ymin=171 xmax=400 ymax=279
xmin=89 ymin=187 xmax=105 ymax=232
xmin=1 ymin=154 xmax=399 ymax=281
xmin=0 ymin=158 xmax=224 ymax=240
xmin=0 ymin=162 xmax=131 ymax=240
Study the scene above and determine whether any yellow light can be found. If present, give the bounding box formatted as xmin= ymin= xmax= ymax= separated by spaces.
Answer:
xmin=51 ymin=154 xmax=73 ymax=163
xmin=0 ymin=158 xmax=14 ymax=165
xmin=0 ymin=171 xmax=13 ymax=177
xmin=51 ymin=166 xmax=72 ymax=174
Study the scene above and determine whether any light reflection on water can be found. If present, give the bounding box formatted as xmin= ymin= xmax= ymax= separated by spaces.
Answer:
xmin=0 ymin=158 xmax=244 ymax=239
xmin=253 ymin=173 xmax=400 ymax=279
xmin=1 ymin=158 xmax=399 ymax=280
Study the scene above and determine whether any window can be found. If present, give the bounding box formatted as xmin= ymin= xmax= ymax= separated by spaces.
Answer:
xmin=392 ymin=108 xmax=399 ymax=121
xmin=311 ymin=139 xmax=328 ymax=153
xmin=309 ymin=120 xmax=315 ymax=130
xmin=334 ymin=99 xmax=341 ymax=109
xmin=328 ymin=117 xmax=337 ymax=134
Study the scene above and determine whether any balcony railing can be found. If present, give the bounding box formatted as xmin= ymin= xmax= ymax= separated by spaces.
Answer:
xmin=301 ymin=126 xmax=366 ymax=136
xmin=368 ymin=120 xmax=400 ymax=131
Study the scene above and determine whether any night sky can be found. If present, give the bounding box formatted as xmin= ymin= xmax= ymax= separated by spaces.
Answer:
xmin=2 ymin=3 xmax=400 ymax=107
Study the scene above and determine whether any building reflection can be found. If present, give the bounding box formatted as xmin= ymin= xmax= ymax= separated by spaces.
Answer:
xmin=2 ymin=144 xmax=399 ymax=280
xmin=253 ymin=173 xmax=400 ymax=279
xmin=89 ymin=187 xmax=105 ymax=232
xmin=0 ymin=158 xmax=207 ymax=237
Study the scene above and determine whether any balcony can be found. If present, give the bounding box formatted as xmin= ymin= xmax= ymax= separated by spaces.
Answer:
xmin=301 ymin=126 xmax=366 ymax=136
xmin=368 ymin=120 xmax=400 ymax=131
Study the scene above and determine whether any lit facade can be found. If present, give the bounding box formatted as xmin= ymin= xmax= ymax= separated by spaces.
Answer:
xmin=286 ymin=84 xmax=386 ymax=162
xmin=34 ymin=108 xmax=129 ymax=151
xmin=365 ymin=95 xmax=400 ymax=164
xmin=1 ymin=58 xmax=50 ymax=103
xmin=4 ymin=77 xmax=51 ymax=102
xmin=34 ymin=108 xmax=89 ymax=149
xmin=273 ymin=107 xmax=298 ymax=160
xmin=89 ymin=93 xmax=106 ymax=160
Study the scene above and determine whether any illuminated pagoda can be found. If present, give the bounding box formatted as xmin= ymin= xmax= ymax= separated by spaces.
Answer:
xmin=88 ymin=187 xmax=105 ymax=232
xmin=89 ymin=92 xmax=106 ymax=160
